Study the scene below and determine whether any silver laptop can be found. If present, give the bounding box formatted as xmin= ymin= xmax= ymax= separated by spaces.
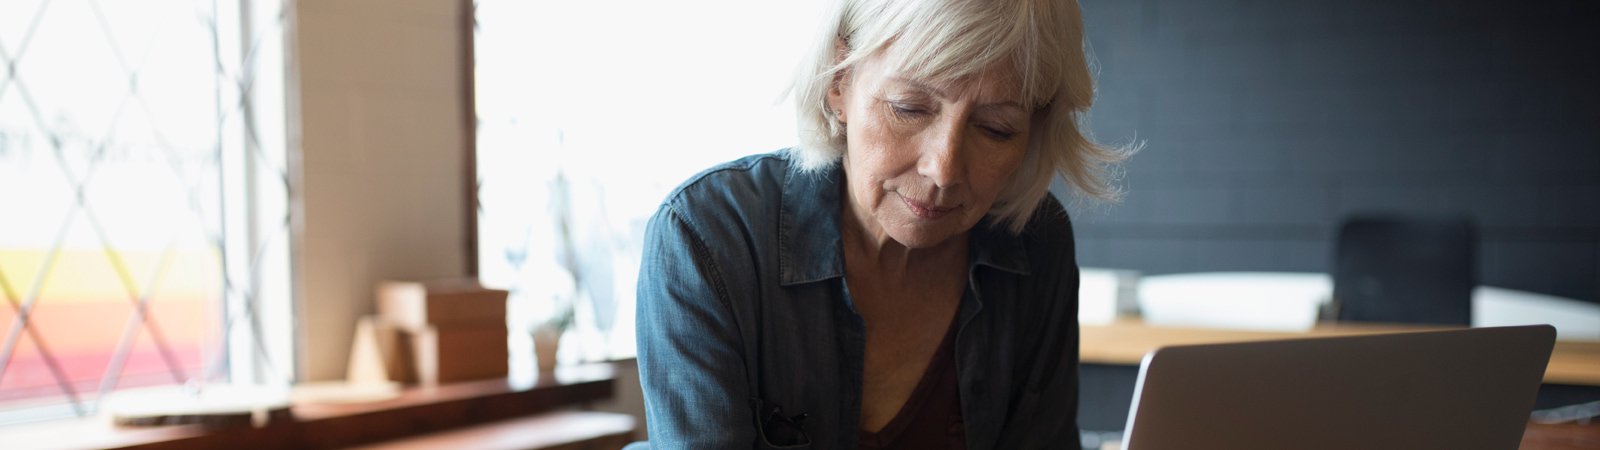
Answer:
xmin=1121 ymin=325 xmax=1556 ymax=450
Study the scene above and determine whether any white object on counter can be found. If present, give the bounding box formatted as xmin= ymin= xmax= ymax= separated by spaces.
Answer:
xmin=1137 ymin=272 xmax=1332 ymax=332
xmin=1474 ymin=286 xmax=1600 ymax=341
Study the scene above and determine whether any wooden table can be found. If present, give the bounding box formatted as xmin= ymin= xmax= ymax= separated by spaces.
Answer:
xmin=1080 ymin=318 xmax=1600 ymax=387
xmin=1077 ymin=318 xmax=1600 ymax=449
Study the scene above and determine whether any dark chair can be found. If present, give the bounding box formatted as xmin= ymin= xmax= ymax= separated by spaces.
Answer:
xmin=1332 ymin=214 xmax=1477 ymax=325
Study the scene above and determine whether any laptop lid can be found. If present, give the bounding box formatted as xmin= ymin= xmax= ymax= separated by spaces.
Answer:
xmin=1121 ymin=325 xmax=1555 ymax=450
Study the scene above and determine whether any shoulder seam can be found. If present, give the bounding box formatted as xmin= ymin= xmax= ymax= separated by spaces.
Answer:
xmin=661 ymin=153 xmax=786 ymax=210
xmin=659 ymin=203 xmax=735 ymax=314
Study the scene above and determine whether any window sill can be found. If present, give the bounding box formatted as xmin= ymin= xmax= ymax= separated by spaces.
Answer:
xmin=0 ymin=363 xmax=619 ymax=450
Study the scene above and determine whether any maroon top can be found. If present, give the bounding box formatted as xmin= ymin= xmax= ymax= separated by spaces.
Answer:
xmin=858 ymin=317 xmax=966 ymax=450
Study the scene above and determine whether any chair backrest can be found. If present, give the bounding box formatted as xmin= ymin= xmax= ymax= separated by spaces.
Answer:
xmin=1333 ymin=214 xmax=1476 ymax=325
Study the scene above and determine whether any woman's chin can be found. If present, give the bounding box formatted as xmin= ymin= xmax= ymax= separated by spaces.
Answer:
xmin=885 ymin=224 xmax=964 ymax=250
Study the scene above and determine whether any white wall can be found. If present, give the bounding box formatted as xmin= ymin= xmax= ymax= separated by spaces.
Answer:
xmin=293 ymin=0 xmax=471 ymax=381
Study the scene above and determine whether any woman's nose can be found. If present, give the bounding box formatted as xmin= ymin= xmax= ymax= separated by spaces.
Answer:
xmin=917 ymin=118 xmax=966 ymax=188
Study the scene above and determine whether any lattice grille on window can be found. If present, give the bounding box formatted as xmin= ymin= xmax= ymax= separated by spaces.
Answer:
xmin=0 ymin=0 xmax=292 ymax=422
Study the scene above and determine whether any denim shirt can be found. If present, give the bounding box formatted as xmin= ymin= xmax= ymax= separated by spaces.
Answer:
xmin=636 ymin=151 xmax=1081 ymax=449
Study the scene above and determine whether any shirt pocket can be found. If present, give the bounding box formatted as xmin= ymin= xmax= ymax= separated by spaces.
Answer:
xmin=756 ymin=425 xmax=811 ymax=449
xmin=755 ymin=403 xmax=812 ymax=449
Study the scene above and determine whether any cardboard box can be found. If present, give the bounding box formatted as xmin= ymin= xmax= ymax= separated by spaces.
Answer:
xmin=403 ymin=324 xmax=510 ymax=386
xmin=377 ymin=278 xmax=508 ymax=330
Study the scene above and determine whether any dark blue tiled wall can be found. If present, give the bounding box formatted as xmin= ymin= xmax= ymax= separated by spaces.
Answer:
xmin=1066 ymin=0 xmax=1600 ymax=303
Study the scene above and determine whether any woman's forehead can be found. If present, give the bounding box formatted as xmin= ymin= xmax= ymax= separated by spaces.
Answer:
xmin=862 ymin=47 xmax=1026 ymax=104
xmin=866 ymin=39 xmax=1042 ymax=108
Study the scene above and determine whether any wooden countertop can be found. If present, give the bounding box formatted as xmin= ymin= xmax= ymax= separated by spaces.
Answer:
xmin=1081 ymin=318 xmax=1600 ymax=386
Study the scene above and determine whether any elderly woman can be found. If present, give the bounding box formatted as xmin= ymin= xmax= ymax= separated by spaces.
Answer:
xmin=635 ymin=0 xmax=1127 ymax=448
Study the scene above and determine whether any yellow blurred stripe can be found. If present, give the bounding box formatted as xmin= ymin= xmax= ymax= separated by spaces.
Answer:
xmin=0 ymin=249 xmax=222 ymax=304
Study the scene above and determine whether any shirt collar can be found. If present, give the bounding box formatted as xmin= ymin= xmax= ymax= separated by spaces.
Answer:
xmin=778 ymin=160 xmax=847 ymax=286
xmin=968 ymin=217 xmax=1032 ymax=276
xmin=776 ymin=155 xmax=1032 ymax=287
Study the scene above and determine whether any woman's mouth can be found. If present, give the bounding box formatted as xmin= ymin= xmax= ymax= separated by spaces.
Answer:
xmin=901 ymin=195 xmax=956 ymax=219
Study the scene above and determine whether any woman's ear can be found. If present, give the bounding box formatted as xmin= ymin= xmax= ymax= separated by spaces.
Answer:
xmin=827 ymin=74 xmax=848 ymax=125
xmin=827 ymin=37 xmax=851 ymax=124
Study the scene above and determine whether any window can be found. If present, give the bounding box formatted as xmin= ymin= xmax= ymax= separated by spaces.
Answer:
xmin=473 ymin=1 xmax=825 ymax=366
xmin=0 ymin=0 xmax=292 ymax=424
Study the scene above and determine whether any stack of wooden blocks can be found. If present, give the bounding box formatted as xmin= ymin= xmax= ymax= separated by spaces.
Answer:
xmin=374 ymin=278 xmax=509 ymax=386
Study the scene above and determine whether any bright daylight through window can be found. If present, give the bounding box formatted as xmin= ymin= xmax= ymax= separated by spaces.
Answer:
xmin=0 ymin=0 xmax=292 ymax=424
xmin=474 ymin=1 xmax=825 ymax=368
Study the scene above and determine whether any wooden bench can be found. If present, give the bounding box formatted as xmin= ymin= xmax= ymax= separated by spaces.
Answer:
xmin=345 ymin=411 xmax=635 ymax=450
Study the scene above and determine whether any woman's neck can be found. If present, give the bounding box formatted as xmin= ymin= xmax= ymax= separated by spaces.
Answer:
xmin=840 ymin=195 xmax=969 ymax=282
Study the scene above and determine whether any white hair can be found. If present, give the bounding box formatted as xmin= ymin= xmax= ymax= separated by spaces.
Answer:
xmin=790 ymin=0 xmax=1134 ymax=233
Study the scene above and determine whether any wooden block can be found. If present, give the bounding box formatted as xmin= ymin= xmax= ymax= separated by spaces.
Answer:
xmin=346 ymin=316 xmax=416 ymax=383
xmin=380 ymin=321 xmax=417 ymax=383
xmin=377 ymin=278 xmax=509 ymax=330
xmin=406 ymin=324 xmax=510 ymax=386
xmin=348 ymin=316 xmax=391 ymax=383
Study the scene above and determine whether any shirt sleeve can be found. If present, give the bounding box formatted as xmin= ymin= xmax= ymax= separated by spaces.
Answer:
xmin=995 ymin=219 xmax=1082 ymax=448
xmin=635 ymin=204 xmax=759 ymax=449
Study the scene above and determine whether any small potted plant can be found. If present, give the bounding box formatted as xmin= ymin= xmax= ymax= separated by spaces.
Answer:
xmin=533 ymin=300 xmax=574 ymax=373
xmin=535 ymin=170 xmax=582 ymax=374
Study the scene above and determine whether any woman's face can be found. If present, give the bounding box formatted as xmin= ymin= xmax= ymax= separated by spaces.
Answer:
xmin=828 ymin=49 xmax=1032 ymax=249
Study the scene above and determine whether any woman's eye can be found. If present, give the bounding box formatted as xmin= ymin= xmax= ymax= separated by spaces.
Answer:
xmin=889 ymin=103 xmax=928 ymax=118
xmin=981 ymin=125 xmax=1017 ymax=141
